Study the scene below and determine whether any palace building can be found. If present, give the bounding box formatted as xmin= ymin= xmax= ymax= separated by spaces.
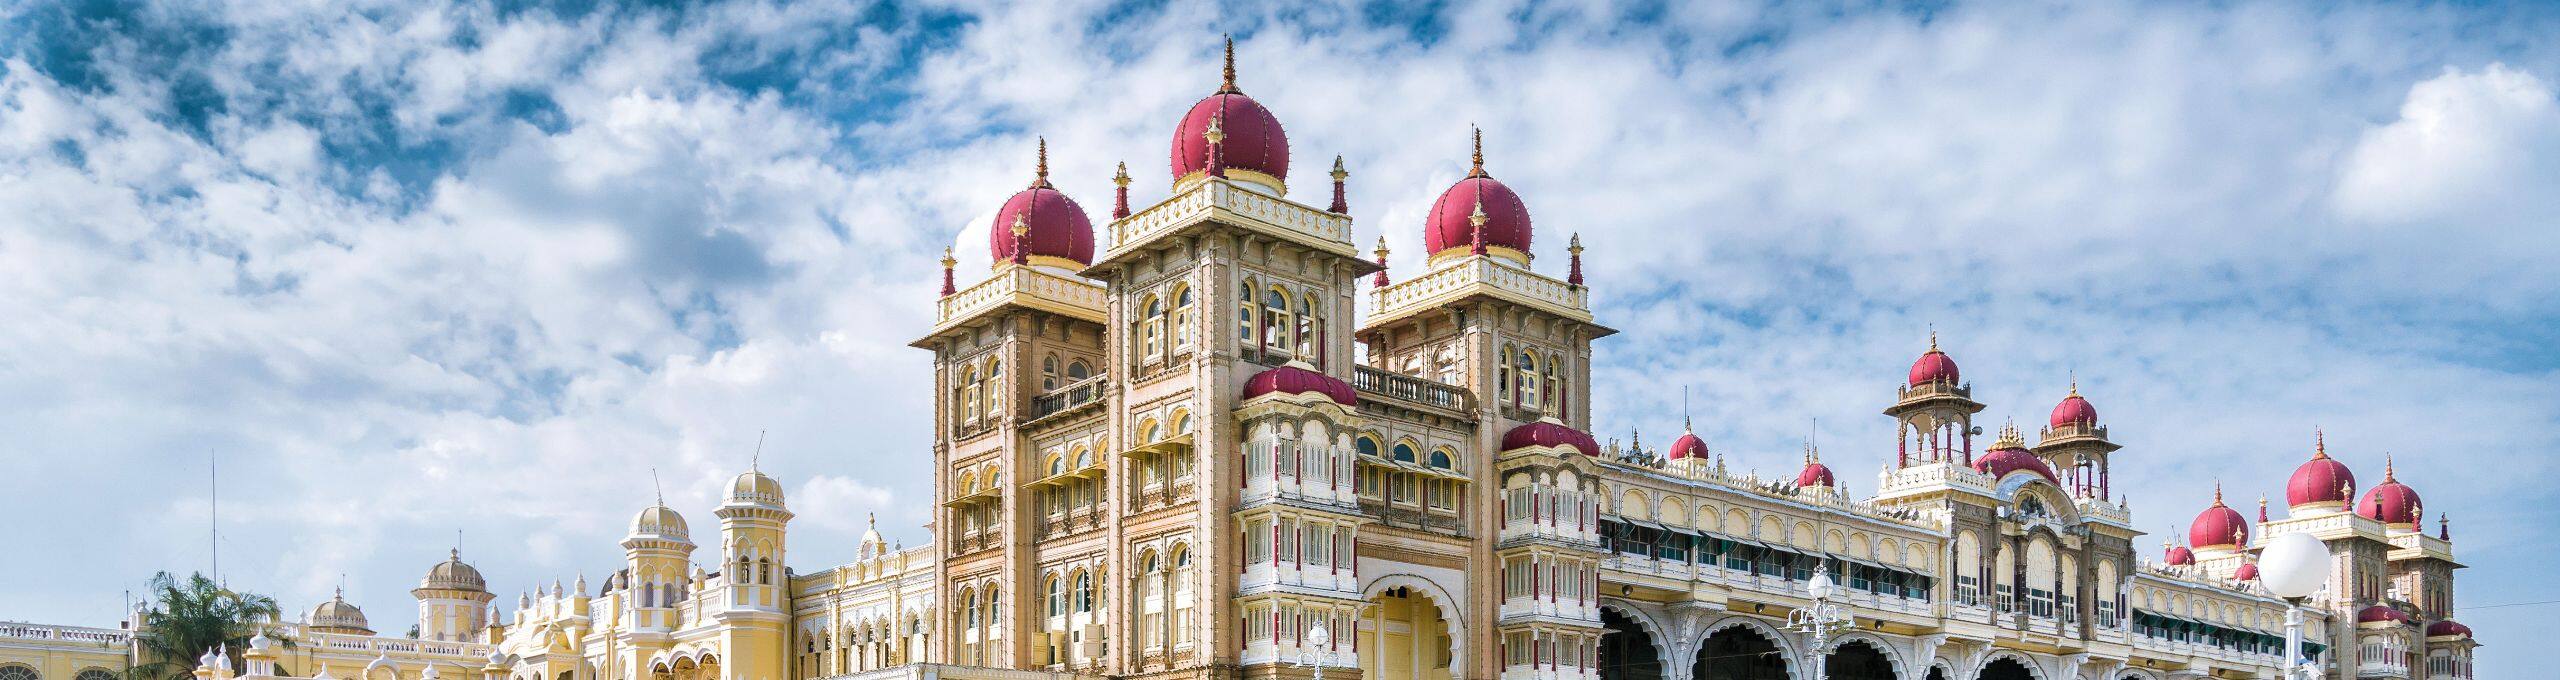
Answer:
xmin=3 ymin=39 xmax=2479 ymax=680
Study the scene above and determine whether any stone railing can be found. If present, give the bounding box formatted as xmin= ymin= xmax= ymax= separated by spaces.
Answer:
xmin=935 ymin=265 xmax=1106 ymax=327
xmin=2076 ymin=495 xmax=2132 ymax=526
xmin=1371 ymin=255 xmax=1588 ymax=324
xmin=1894 ymin=381 xmax=1973 ymax=402
xmin=1633 ymin=460 xmax=1944 ymax=531
xmin=1877 ymin=461 xmax=1995 ymax=497
xmin=1030 ymin=375 xmax=1108 ymax=420
xmin=303 ymin=631 xmax=490 ymax=658
xmin=1107 ymin=179 xmax=1352 ymax=257
xmin=0 ymin=622 xmax=132 ymax=645
xmin=1350 ymin=366 xmax=1472 ymax=411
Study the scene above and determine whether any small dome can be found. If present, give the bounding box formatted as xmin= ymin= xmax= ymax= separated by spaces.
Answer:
xmin=2356 ymin=457 xmax=2422 ymax=529
xmin=986 ymin=142 xmax=1096 ymax=269
xmin=310 ymin=591 xmax=373 ymax=634
xmin=1666 ymin=432 xmax=1709 ymax=460
xmin=2163 ymin=545 xmax=2195 ymax=566
xmin=729 ymin=470 xmax=786 ymax=507
xmin=1241 ymin=362 xmax=1356 ymax=406
xmin=1908 ymin=334 xmax=1959 ymax=386
xmin=2285 ymin=433 xmax=2357 ymax=510
xmin=420 ymin=549 xmax=487 ymax=591
xmin=1795 ymin=461 xmax=1836 ymax=488
xmin=2233 ymin=562 xmax=2260 ymax=581
xmin=2357 ymin=605 xmax=2412 ymax=624
xmin=1971 ymin=425 xmax=2057 ymax=484
xmin=1170 ymin=39 xmax=1288 ymax=192
xmin=2426 ymin=620 xmax=2473 ymax=638
xmin=2189 ymin=486 xmax=2250 ymax=550
xmin=630 ymin=504 xmax=690 ymax=540
xmin=2049 ymin=387 xmax=2097 ymax=428
xmin=1500 ymin=418 xmax=1600 ymax=456
xmin=1422 ymin=176 xmax=1533 ymax=262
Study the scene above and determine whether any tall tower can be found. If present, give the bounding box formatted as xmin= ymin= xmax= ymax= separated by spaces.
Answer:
xmin=913 ymin=138 xmax=1109 ymax=669
xmin=1353 ymin=127 xmax=1612 ymax=680
xmin=716 ymin=469 xmax=793 ymax=680
xmin=621 ymin=500 xmax=695 ymax=675
xmin=1884 ymin=334 xmax=1984 ymax=468
xmin=412 ymin=549 xmax=494 ymax=642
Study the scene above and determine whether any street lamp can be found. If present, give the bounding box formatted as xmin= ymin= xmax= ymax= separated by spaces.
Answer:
xmin=1292 ymin=620 xmax=1341 ymax=680
xmin=1787 ymin=560 xmax=1854 ymax=680
xmin=2259 ymin=532 xmax=2331 ymax=680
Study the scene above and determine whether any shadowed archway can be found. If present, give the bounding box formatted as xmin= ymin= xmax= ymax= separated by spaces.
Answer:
xmin=1826 ymin=639 xmax=1895 ymax=680
xmin=1599 ymin=607 xmax=1663 ymax=680
xmin=1976 ymin=657 xmax=2035 ymax=680
xmin=1692 ymin=624 xmax=1789 ymax=680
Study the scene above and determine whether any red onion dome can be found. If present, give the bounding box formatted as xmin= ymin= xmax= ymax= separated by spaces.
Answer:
xmin=988 ymin=139 xmax=1096 ymax=268
xmin=2164 ymin=544 xmax=2195 ymax=566
xmin=1170 ymin=38 xmax=1288 ymax=192
xmin=1909 ymin=333 xmax=1960 ymax=386
xmin=2356 ymin=456 xmax=2423 ymax=529
xmin=2050 ymin=384 xmax=2097 ymax=428
xmin=2357 ymin=605 xmax=2412 ymax=624
xmin=2233 ymin=562 xmax=2259 ymax=581
xmin=1241 ymin=362 xmax=1355 ymax=406
xmin=2189 ymin=484 xmax=2250 ymax=550
xmin=1666 ymin=432 xmax=1709 ymax=460
xmin=1501 ymin=418 xmax=1600 ymax=456
xmin=1971 ymin=423 xmax=2058 ymax=484
xmin=2426 ymin=620 xmax=2473 ymax=638
xmin=1421 ymin=128 xmax=1532 ymax=263
xmin=2285 ymin=431 xmax=2357 ymax=510
xmin=1795 ymin=460 xmax=1836 ymax=488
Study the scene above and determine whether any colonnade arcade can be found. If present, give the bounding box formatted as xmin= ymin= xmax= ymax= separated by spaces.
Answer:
xmin=1583 ymin=602 xmax=2181 ymax=680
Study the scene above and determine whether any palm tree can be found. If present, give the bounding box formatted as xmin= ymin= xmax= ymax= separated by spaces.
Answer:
xmin=130 ymin=572 xmax=285 ymax=680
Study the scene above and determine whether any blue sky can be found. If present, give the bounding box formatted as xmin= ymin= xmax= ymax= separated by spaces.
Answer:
xmin=4 ymin=0 xmax=2557 ymax=675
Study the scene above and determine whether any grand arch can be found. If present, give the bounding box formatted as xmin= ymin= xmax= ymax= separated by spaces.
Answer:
xmin=1823 ymin=633 xmax=1906 ymax=680
xmin=1692 ymin=616 xmax=1796 ymax=680
xmin=1971 ymin=650 xmax=2041 ymax=680
xmin=1598 ymin=604 xmax=1668 ymax=680
xmin=1360 ymin=574 xmax=1463 ymax=680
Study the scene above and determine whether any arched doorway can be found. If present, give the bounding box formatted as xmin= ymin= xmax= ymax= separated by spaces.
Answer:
xmin=1926 ymin=665 xmax=1951 ymax=680
xmin=1598 ymin=608 xmax=1663 ymax=680
xmin=1692 ymin=624 xmax=1789 ymax=680
xmin=1976 ymin=656 xmax=2035 ymax=680
xmin=1826 ymin=639 xmax=1895 ymax=680
xmin=1358 ymin=586 xmax=1454 ymax=680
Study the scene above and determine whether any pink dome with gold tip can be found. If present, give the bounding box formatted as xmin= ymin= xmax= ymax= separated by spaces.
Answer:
xmin=2357 ymin=456 xmax=2423 ymax=529
xmin=2286 ymin=431 xmax=2357 ymax=510
xmin=1909 ymin=335 xmax=1959 ymax=386
xmin=1666 ymin=432 xmax=1708 ymax=460
xmin=2189 ymin=484 xmax=2250 ymax=550
xmin=2050 ymin=388 xmax=2097 ymax=428
xmin=1502 ymin=419 xmax=1600 ymax=457
xmin=1170 ymin=39 xmax=1287 ymax=187
xmin=1241 ymin=363 xmax=1354 ymax=406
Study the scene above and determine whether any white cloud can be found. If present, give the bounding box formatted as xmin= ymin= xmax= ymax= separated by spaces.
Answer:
xmin=2335 ymin=64 xmax=2560 ymax=234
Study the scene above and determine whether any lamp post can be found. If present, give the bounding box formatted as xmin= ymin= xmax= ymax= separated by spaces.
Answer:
xmin=2258 ymin=532 xmax=2332 ymax=680
xmin=1292 ymin=620 xmax=1341 ymax=680
xmin=1787 ymin=560 xmax=1854 ymax=680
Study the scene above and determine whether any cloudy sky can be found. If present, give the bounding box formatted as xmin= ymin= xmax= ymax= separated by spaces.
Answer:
xmin=5 ymin=0 xmax=2556 ymax=674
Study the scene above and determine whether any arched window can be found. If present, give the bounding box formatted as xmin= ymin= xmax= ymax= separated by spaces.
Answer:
xmin=983 ymin=358 xmax=1003 ymax=419
xmin=1172 ymin=547 xmax=1197 ymax=645
xmin=1047 ymin=455 xmax=1066 ymax=477
xmin=1172 ymin=284 xmax=1196 ymax=350
xmin=1066 ymin=360 xmax=1090 ymax=381
xmin=1295 ymin=292 xmax=1316 ymax=365
xmin=1263 ymin=287 xmax=1292 ymax=356
xmin=1172 ymin=411 xmax=1194 ymax=435
xmin=1545 ymin=352 xmax=1564 ymax=413
xmin=1239 ymin=277 xmax=1259 ymax=347
xmin=76 ymin=669 xmax=115 ymax=680
xmin=1045 ymin=576 xmax=1064 ymax=617
xmin=1497 ymin=345 xmax=1515 ymax=402
xmin=1428 ymin=450 xmax=1453 ymax=469
xmin=1517 ymin=351 xmax=1540 ymax=409
xmin=1139 ymin=295 xmax=1164 ymax=362
xmin=757 ymin=557 xmax=772 ymax=584
xmin=1355 ymin=437 xmax=1380 ymax=457
xmin=1042 ymin=354 xmax=1060 ymax=391
xmin=1073 ymin=570 xmax=1095 ymax=613
xmin=960 ymin=367 xmax=981 ymax=423
xmin=1391 ymin=443 xmax=1417 ymax=463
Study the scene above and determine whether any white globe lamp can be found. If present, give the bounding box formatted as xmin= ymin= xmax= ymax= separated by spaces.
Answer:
xmin=1808 ymin=563 xmax=1835 ymax=601
xmin=2259 ymin=532 xmax=2330 ymax=599
xmin=1307 ymin=621 xmax=1330 ymax=649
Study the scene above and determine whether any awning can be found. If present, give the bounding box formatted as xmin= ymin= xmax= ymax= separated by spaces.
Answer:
xmin=1627 ymin=519 xmax=1667 ymax=532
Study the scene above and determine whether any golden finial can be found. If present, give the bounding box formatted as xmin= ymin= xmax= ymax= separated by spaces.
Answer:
xmin=2068 ymin=370 xmax=2079 ymax=397
xmin=1219 ymin=34 xmax=1238 ymax=93
xmin=1112 ymin=160 xmax=1130 ymax=187
xmin=1010 ymin=210 xmax=1030 ymax=239
xmin=2313 ymin=428 xmax=2327 ymax=459
xmin=1032 ymin=136 xmax=1050 ymax=188
xmin=2212 ymin=480 xmax=2224 ymax=506
xmin=1928 ymin=326 xmax=1940 ymax=352
xmin=1373 ymin=236 xmax=1389 ymax=259
xmin=2383 ymin=452 xmax=2395 ymax=482
xmin=1569 ymin=233 xmax=1583 ymax=254
xmin=1992 ymin=420 xmax=2024 ymax=449
xmin=1468 ymin=125 xmax=1487 ymax=178
xmin=1468 ymin=196 xmax=1489 ymax=228
xmin=1331 ymin=154 xmax=1348 ymax=182
xmin=1204 ymin=114 xmax=1225 ymax=145
xmin=940 ymin=246 xmax=956 ymax=269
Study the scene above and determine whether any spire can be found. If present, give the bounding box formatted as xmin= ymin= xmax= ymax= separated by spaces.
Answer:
xmin=2258 ymin=495 xmax=2269 ymax=522
xmin=1218 ymin=34 xmax=1238 ymax=94
xmin=2068 ymin=370 xmax=2079 ymax=397
xmin=2439 ymin=514 xmax=2450 ymax=540
xmin=1468 ymin=125 xmax=1487 ymax=178
xmin=1992 ymin=419 xmax=2024 ymax=449
xmin=1681 ymin=386 xmax=1693 ymax=433
xmin=1203 ymin=114 xmax=1228 ymax=178
xmin=651 ymin=468 xmax=664 ymax=506
xmin=1328 ymin=155 xmax=1349 ymax=214
xmin=2382 ymin=452 xmax=2396 ymax=482
xmin=1111 ymin=161 xmax=1131 ymax=219
xmin=1468 ymin=196 xmax=1489 ymax=255
xmin=1371 ymin=236 xmax=1390 ymax=287
xmin=1030 ymin=137 xmax=1052 ymax=189
xmin=938 ymin=246 xmax=957 ymax=297
xmin=2212 ymin=480 xmax=2225 ymax=507
xmin=750 ymin=429 xmax=765 ymax=472
xmin=2313 ymin=428 xmax=2327 ymax=459
xmin=1009 ymin=211 xmax=1031 ymax=265
xmin=1567 ymin=233 xmax=1585 ymax=286
xmin=1927 ymin=327 xmax=1940 ymax=353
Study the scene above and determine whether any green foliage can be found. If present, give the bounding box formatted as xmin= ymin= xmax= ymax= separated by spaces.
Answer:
xmin=130 ymin=572 xmax=285 ymax=680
